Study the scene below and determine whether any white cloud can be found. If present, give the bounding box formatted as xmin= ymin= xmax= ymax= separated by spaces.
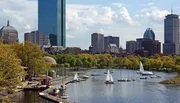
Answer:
xmin=145 ymin=9 xmax=169 ymax=22
xmin=113 ymin=7 xmax=134 ymax=25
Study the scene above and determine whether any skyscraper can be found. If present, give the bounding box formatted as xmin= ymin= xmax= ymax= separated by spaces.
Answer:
xmin=104 ymin=36 xmax=119 ymax=52
xmin=38 ymin=0 xmax=66 ymax=47
xmin=143 ymin=28 xmax=155 ymax=41
xmin=91 ymin=33 xmax=104 ymax=53
xmin=142 ymin=40 xmax=161 ymax=56
xmin=126 ymin=41 xmax=137 ymax=54
xmin=163 ymin=13 xmax=180 ymax=55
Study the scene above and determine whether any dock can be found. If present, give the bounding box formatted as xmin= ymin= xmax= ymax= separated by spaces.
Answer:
xmin=39 ymin=76 xmax=73 ymax=103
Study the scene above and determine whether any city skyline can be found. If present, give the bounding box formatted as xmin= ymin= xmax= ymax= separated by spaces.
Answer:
xmin=0 ymin=0 xmax=180 ymax=49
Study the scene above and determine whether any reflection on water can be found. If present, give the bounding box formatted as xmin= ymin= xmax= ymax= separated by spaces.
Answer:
xmin=67 ymin=69 xmax=180 ymax=103
xmin=14 ymin=91 xmax=54 ymax=103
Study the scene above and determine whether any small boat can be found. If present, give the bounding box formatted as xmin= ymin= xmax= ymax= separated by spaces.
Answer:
xmin=80 ymin=75 xmax=89 ymax=79
xmin=131 ymin=78 xmax=136 ymax=81
xmin=79 ymin=78 xmax=86 ymax=81
xmin=105 ymin=70 xmax=114 ymax=84
xmin=150 ymin=75 xmax=161 ymax=78
xmin=140 ymin=76 xmax=148 ymax=79
xmin=60 ymin=93 xmax=68 ymax=99
xmin=126 ymin=78 xmax=131 ymax=82
xmin=137 ymin=62 xmax=153 ymax=75
xmin=49 ymin=89 xmax=60 ymax=96
xmin=59 ymin=85 xmax=68 ymax=99
xmin=117 ymin=79 xmax=127 ymax=82
xmin=91 ymin=74 xmax=101 ymax=76
xmin=104 ymin=70 xmax=113 ymax=74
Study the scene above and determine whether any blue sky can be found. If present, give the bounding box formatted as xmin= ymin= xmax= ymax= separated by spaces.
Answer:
xmin=0 ymin=0 xmax=180 ymax=49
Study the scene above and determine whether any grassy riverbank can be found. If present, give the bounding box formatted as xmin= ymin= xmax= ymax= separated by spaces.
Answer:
xmin=160 ymin=75 xmax=180 ymax=84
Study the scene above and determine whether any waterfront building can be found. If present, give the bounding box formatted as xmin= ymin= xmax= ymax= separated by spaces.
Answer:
xmin=24 ymin=30 xmax=48 ymax=46
xmin=143 ymin=28 xmax=155 ymax=41
xmin=38 ymin=0 xmax=66 ymax=47
xmin=0 ymin=20 xmax=18 ymax=44
xmin=126 ymin=41 xmax=137 ymax=54
xmin=107 ymin=44 xmax=119 ymax=54
xmin=91 ymin=33 xmax=104 ymax=53
xmin=104 ymin=36 xmax=119 ymax=52
xmin=163 ymin=12 xmax=180 ymax=55
xmin=142 ymin=40 xmax=161 ymax=56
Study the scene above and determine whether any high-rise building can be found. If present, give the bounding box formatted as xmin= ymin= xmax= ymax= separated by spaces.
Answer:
xmin=104 ymin=36 xmax=119 ymax=52
xmin=24 ymin=30 xmax=47 ymax=46
xmin=49 ymin=33 xmax=57 ymax=46
xmin=126 ymin=41 xmax=137 ymax=54
xmin=143 ymin=28 xmax=155 ymax=40
xmin=163 ymin=13 xmax=180 ymax=55
xmin=0 ymin=20 xmax=18 ymax=44
xmin=136 ymin=38 xmax=150 ymax=50
xmin=91 ymin=33 xmax=104 ymax=53
xmin=142 ymin=40 xmax=161 ymax=56
xmin=38 ymin=0 xmax=66 ymax=47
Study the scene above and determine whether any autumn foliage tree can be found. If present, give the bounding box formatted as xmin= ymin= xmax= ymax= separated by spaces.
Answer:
xmin=0 ymin=44 xmax=25 ymax=88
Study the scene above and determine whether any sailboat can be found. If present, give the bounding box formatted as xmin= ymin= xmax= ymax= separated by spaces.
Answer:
xmin=137 ymin=61 xmax=153 ymax=75
xmin=105 ymin=70 xmax=114 ymax=84
xmin=73 ymin=73 xmax=80 ymax=82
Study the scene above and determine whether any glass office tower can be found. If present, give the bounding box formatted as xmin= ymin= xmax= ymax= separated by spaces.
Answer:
xmin=38 ymin=0 xmax=66 ymax=47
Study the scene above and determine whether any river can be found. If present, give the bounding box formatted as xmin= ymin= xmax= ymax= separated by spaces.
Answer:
xmin=16 ymin=69 xmax=180 ymax=103
xmin=66 ymin=69 xmax=180 ymax=103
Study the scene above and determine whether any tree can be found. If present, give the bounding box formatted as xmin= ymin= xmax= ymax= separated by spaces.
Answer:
xmin=10 ymin=41 xmax=48 ymax=78
xmin=76 ymin=58 xmax=83 ymax=67
xmin=0 ymin=44 xmax=25 ymax=88
xmin=29 ymin=58 xmax=51 ymax=76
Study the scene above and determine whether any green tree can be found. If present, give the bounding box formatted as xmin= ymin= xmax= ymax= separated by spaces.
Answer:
xmin=10 ymin=41 xmax=48 ymax=78
xmin=76 ymin=58 xmax=83 ymax=67
xmin=0 ymin=44 xmax=25 ymax=88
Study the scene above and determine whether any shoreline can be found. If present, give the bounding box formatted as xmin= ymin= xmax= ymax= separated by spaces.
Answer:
xmin=160 ymin=75 xmax=180 ymax=84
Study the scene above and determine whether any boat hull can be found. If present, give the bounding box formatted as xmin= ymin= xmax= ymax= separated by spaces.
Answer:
xmin=140 ymin=77 xmax=148 ymax=79
xmin=105 ymin=81 xmax=114 ymax=84
xmin=117 ymin=79 xmax=127 ymax=82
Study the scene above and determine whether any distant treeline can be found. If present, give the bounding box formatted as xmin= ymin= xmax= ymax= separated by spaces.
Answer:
xmin=44 ymin=53 xmax=180 ymax=74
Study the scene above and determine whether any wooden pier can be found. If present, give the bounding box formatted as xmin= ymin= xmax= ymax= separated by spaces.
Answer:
xmin=39 ymin=76 xmax=73 ymax=103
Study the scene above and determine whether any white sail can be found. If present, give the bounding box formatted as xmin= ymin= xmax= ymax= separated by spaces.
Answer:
xmin=140 ymin=61 xmax=144 ymax=72
xmin=74 ymin=73 xmax=78 ymax=80
xmin=110 ymin=74 xmax=114 ymax=82
xmin=106 ymin=70 xmax=110 ymax=81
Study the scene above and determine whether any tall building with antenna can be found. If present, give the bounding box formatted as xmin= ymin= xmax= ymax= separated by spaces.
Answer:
xmin=38 ymin=0 xmax=66 ymax=47
xmin=163 ymin=8 xmax=180 ymax=55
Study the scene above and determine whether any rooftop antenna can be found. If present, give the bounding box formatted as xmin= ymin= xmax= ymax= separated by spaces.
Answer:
xmin=171 ymin=4 xmax=173 ymax=14
xmin=7 ymin=20 xmax=10 ymax=26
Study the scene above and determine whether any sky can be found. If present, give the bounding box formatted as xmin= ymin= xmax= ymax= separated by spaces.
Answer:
xmin=0 ymin=0 xmax=180 ymax=49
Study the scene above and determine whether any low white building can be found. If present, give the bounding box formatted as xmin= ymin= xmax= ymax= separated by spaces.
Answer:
xmin=107 ymin=44 xmax=119 ymax=54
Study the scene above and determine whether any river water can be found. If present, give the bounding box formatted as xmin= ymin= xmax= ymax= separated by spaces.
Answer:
xmin=66 ymin=69 xmax=180 ymax=103
xmin=16 ymin=69 xmax=180 ymax=103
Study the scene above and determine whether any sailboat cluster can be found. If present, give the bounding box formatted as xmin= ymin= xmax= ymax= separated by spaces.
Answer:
xmin=104 ymin=61 xmax=160 ymax=84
